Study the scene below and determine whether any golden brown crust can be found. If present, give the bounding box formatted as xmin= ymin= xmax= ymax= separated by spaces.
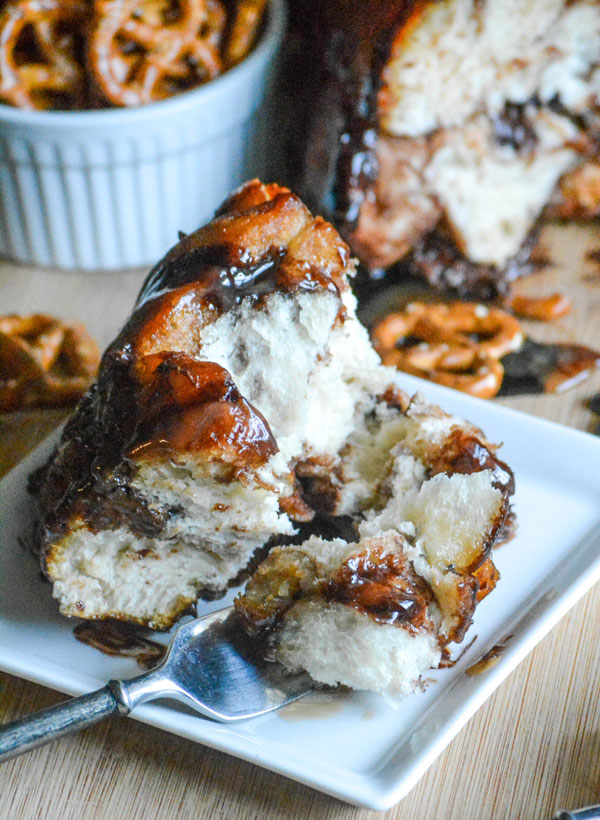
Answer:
xmin=235 ymin=534 xmax=436 ymax=639
xmin=235 ymin=547 xmax=319 ymax=634
xmin=473 ymin=558 xmax=500 ymax=604
xmin=125 ymin=183 xmax=351 ymax=360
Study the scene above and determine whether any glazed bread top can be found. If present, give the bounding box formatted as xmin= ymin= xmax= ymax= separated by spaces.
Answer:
xmin=31 ymin=181 xmax=357 ymax=544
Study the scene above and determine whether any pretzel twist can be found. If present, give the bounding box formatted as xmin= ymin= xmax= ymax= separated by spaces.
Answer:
xmin=89 ymin=0 xmax=226 ymax=107
xmin=0 ymin=0 xmax=267 ymax=110
xmin=373 ymin=303 xmax=524 ymax=399
xmin=0 ymin=0 xmax=89 ymax=109
xmin=0 ymin=314 xmax=100 ymax=411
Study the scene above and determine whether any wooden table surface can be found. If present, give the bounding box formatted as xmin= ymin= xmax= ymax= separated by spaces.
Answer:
xmin=1 ymin=222 xmax=599 ymax=820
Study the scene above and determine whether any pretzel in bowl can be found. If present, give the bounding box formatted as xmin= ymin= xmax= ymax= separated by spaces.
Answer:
xmin=225 ymin=0 xmax=267 ymax=66
xmin=89 ymin=0 xmax=227 ymax=107
xmin=0 ymin=0 xmax=89 ymax=110
xmin=0 ymin=314 xmax=100 ymax=412
xmin=372 ymin=303 xmax=524 ymax=399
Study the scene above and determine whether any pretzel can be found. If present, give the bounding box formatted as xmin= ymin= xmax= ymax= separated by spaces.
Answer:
xmin=225 ymin=0 xmax=267 ymax=66
xmin=0 ymin=314 xmax=100 ymax=412
xmin=0 ymin=0 xmax=89 ymax=110
xmin=372 ymin=303 xmax=524 ymax=399
xmin=505 ymin=292 xmax=571 ymax=322
xmin=89 ymin=0 xmax=226 ymax=107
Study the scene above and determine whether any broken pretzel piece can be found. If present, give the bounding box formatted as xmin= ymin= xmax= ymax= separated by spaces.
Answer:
xmin=0 ymin=314 xmax=100 ymax=412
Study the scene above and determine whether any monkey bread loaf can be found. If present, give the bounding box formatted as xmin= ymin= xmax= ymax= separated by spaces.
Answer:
xmin=31 ymin=181 xmax=514 ymax=701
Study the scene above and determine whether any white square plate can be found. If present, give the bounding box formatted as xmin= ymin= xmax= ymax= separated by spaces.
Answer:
xmin=1 ymin=374 xmax=600 ymax=810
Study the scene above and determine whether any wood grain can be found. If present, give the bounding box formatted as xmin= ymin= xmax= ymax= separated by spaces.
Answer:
xmin=1 ymin=222 xmax=599 ymax=820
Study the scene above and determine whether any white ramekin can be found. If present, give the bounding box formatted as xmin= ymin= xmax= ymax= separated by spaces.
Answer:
xmin=0 ymin=0 xmax=285 ymax=270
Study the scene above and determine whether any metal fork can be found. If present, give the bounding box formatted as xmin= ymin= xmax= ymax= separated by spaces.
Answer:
xmin=0 ymin=607 xmax=313 ymax=762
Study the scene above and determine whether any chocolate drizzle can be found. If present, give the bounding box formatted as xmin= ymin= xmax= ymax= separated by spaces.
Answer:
xmin=403 ymin=225 xmax=541 ymax=300
xmin=30 ymin=183 xmax=350 ymax=550
xmin=428 ymin=429 xmax=515 ymax=496
xmin=324 ymin=547 xmax=433 ymax=632
xmin=138 ymin=246 xmax=288 ymax=309
xmin=301 ymin=1 xmax=418 ymax=232
xmin=493 ymin=507 xmax=517 ymax=547
xmin=73 ymin=620 xmax=167 ymax=669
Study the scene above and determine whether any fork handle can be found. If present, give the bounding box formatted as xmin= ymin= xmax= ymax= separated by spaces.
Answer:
xmin=0 ymin=685 xmax=120 ymax=763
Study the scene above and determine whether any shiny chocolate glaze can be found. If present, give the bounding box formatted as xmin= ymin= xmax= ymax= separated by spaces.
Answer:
xmin=324 ymin=546 xmax=433 ymax=632
xmin=31 ymin=350 xmax=278 ymax=548
xmin=73 ymin=620 xmax=167 ymax=669
xmin=30 ymin=183 xmax=350 ymax=551
xmin=403 ymin=224 xmax=543 ymax=300
xmin=428 ymin=428 xmax=515 ymax=497
xmin=493 ymin=507 xmax=517 ymax=547
xmin=127 ymin=354 xmax=277 ymax=463
xmin=300 ymin=1 xmax=418 ymax=230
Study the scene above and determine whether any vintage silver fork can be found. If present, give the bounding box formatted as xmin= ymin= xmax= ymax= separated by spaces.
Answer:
xmin=0 ymin=606 xmax=313 ymax=762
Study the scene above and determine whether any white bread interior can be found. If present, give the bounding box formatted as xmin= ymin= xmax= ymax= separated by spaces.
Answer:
xmin=354 ymin=0 xmax=600 ymax=270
